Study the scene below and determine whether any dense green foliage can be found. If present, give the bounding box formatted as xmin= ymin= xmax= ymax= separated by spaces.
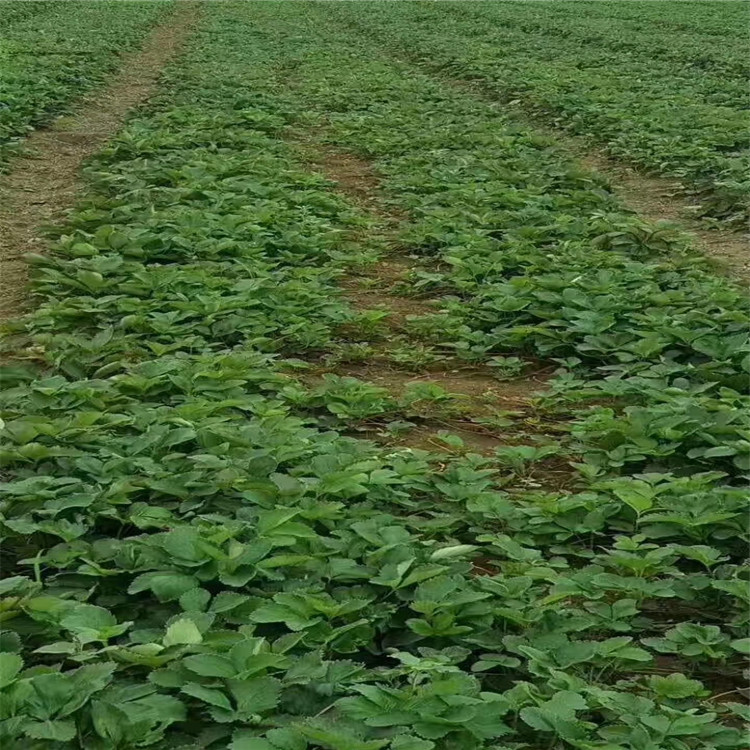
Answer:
xmin=0 ymin=3 xmax=748 ymax=749
xmin=330 ymin=0 xmax=750 ymax=226
xmin=0 ymin=0 xmax=170 ymax=167
xmin=0 ymin=1 xmax=58 ymax=29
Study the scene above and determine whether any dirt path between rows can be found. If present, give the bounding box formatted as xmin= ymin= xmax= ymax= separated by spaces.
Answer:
xmin=0 ymin=2 xmax=200 ymax=323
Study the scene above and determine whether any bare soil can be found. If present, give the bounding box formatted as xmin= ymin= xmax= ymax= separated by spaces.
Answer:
xmin=310 ymin=148 xmax=385 ymax=210
xmin=330 ymin=361 xmax=548 ymax=407
xmin=377 ymin=421 xmax=509 ymax=454
xmin=290 ymin=132 xmax=407 ymax=225
xmin=0 ymin=2 xmax=199 ymax=322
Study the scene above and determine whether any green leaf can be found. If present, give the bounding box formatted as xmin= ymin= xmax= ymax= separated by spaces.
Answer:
xmin=24 ymin=719 xmax=77 ymax=741
xmin=297 ymin=720 xmax=388 ymax=750
xmin=128 ymin=572 xmax=199 ymax=602
xmin=183 ymin=653 xmax=236 ymax=678
xmin=0 ymin=631 xmax=22 ymax=654
xmin=60 ymin=604 xmax=126 ymax=642
xmin=0 ymin=652 xmax=23 ymax=688
xmin=76 ymin=270 xmax=105 ymax=291
xmin=23 ymin=673 xmax=75 ymax=718
xmin=229 ymin=734 xmax=275 ymax=750
xmin=519 ymin=690 xmax=589 ymax=739
xmin=228 ymin=676 xmax=282 ymax=716
xmin=610 ymin=480 xmax=655 ymax=515
xmin=429 ymin=544 xmax=477 ymax=561
xmin=648 ymin=673 xmax=705 ymax=699
xmin=390 ymin=736 xmax=435 ymax=750
xmin=163 ymin=619 xmax=203 ymax=647
xmin=725 ymin=702 xmax=750 ymax=722
xmin=209 ymin=591 xmax=251 ymax=613
xmin=179 ymin=588 xmax=211 ymax=612
xmin=181 ymin=682 xmax=233 ymax=711
xmin=265 ymin=728 xmax=307 ymax=750
xmin=250 ymin=602 xmax=317 ymax=631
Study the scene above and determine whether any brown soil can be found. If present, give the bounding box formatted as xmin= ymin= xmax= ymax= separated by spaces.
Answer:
xmin=343 ymin=257 xmax=415 ymax=286
xmin=348 ymin=416 xmax=509 ymax=454
xmin=290 ymin=132 xmax=407 ymax=225
xmin=340 ymin=255 xmax=436 ymax=328
xmin=306 ymin=359 xmax=555 ymax=457
xmin=389 ymin=421 xmax=507 ymax=453
xmin=330 ymin=360 xmax=548 ymax=407
xmin=471 ymin=555 xmax=502 ymax=577
xmin=0 ymin=3 xmax=200 ymax=323
xmin=344 ymin=289 xmax=435 ymax=330
xmin=309 ymin=148 xmax=385 ymax=211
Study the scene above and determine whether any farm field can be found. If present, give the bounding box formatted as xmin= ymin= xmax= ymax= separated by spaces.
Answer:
xmin=0 ymin=1 xmax=171 ymax=167
xmin=331 ymin=0 xmax=750 ymax=227
xmin=0 ymin=2 xmax=748 ymax=750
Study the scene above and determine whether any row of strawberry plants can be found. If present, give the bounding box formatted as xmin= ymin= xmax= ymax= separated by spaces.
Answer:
xmin=445 ymin=0 xmax=749 ymax=78
xmin=0 ymin=4 xmax=390 ymax=745
xmin=326 ymin=0 xmax=749 ymax=226
xmin=0 ymin=0 xmax=172 ymax=168
xmin=290 ymin=2 xmax=749 ymax=407
xmin=193 ymin=0 xmax=750 ymax=741
xmin=0 ymin=2 xmax=748 ymax=749
xmin=0 ymin=1 xmax=58 ymax=29
xmin=548 ymin=0 xmax=748 ymax=39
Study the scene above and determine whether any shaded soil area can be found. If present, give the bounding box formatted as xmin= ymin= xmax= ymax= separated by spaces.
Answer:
xmin=0 ymin=2 xmax=200 ymax=322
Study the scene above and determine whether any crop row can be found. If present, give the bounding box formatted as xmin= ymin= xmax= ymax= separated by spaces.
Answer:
xmin=0 ymin=1 xmax=58 ymax=29
xmin=0 ymin=3 xmax=748 ymax=749
xmin=453 ymin=0 xmax=750 ymax=75
xmin=546 ymin=0 xmax=748 ymax=39
xmin=0 ymin=0 xmax=171 ymax=168
xmin=327 ymin=1 xmax=749 ymax=226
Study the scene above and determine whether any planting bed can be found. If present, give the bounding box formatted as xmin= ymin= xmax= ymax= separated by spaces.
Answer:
xmin=330 ymin=0 xmax=750 ymax=227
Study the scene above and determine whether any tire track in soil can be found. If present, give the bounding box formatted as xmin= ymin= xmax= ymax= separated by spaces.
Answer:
xmin=289 ymin=130 xmax=563 ymax=467
xmin=0 ymin=2 xmax=200 ymax=323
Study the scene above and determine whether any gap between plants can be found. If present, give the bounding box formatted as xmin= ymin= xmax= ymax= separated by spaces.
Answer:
xmin=0 ymin=1 xmax=200 ymax=324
